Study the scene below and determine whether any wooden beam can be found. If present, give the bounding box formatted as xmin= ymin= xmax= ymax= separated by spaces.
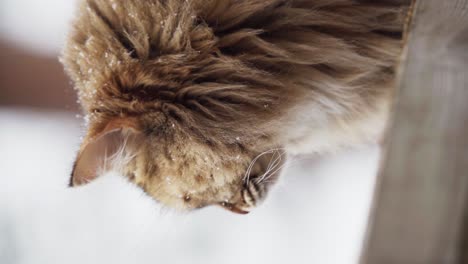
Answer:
xmin=361 ymin=0 xmax=468 ymax=263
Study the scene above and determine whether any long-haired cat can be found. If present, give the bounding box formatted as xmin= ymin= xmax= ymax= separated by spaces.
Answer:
xmin=62 ymin=0 xmax=408 ymax=214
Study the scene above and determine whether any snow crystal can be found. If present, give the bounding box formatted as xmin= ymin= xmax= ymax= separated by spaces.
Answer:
xmin=85 ymin=36 xmax=94 ymax=46
xmin=83 ymin=115 xmax=90 ymax=126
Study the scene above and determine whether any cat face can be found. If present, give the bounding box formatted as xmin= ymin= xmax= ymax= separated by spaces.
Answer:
xmin=70 ymin=114 xmax=285 ymax=214
xmin=131 ymin=138 xmax=282 ymax=214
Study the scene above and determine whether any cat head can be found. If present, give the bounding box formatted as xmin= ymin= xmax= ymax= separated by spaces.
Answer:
xmin=70 ymin=113 xmax=286 ymax=214
xmin=63 ymin=0 xmax=404 ymax=213
xmin=62 ymin=0 xmax=302 ymax=214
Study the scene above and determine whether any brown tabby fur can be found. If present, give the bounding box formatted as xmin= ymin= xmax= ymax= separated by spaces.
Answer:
xmin=62 ymin=0 xmax=408 ymax=213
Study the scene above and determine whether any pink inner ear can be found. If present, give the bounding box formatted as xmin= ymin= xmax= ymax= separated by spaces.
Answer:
xmin=70 ymin=117 xmax=142 ymax=187
xmin=70 ymin=129 xmax=124 ymax=187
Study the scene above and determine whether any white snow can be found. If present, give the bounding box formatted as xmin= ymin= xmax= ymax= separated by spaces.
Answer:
xmin=0 ymin=109 xmax=379 ymax=264
xmin=0 ymin=0 xmax=77 ymax=55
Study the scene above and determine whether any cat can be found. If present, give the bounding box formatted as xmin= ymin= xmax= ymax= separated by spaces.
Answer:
xmin=61 ymin=0 xmax=408 ymax=214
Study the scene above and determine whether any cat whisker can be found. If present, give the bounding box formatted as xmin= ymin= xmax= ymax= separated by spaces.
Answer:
xmin=259 ymin=155 xmax=310 ymax=185
xmin=259 ymin=152 xmax=286 ymax=182
xmin=258 ymin=156 xmax=292 ymax=185
xmin=262 ymin=150 xmax=281 ymax=177
xmin=261 ymin=161 xmax=289 ymax=183
xmin=257 ymin=149 xmax=286 ymax=183
xmin=243 ymin=147 xmax=286 ymax=185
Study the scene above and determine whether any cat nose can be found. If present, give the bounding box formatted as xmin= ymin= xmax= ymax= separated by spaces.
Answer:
xmin=218 ymin=202 xmax=250 ymax=215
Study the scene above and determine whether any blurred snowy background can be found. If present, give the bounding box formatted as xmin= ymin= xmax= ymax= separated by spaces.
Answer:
xmin=0 ymin=1 xmax=380 ymax=264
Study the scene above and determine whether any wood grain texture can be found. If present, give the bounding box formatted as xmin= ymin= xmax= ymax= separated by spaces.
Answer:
xmin=361 ymin=0 xmax=468 ymax=263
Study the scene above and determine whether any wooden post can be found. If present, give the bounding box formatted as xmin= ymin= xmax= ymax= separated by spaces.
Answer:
xmin=361 ymin=0 xmax=468 ymax=263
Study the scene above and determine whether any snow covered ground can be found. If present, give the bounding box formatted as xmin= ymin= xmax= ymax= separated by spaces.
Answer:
xmin=0 ymin=109 xmax=379 ymax=264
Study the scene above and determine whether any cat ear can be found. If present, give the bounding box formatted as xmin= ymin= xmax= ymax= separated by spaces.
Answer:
xmin=69 ymin=117 xmax=142 ymax=187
